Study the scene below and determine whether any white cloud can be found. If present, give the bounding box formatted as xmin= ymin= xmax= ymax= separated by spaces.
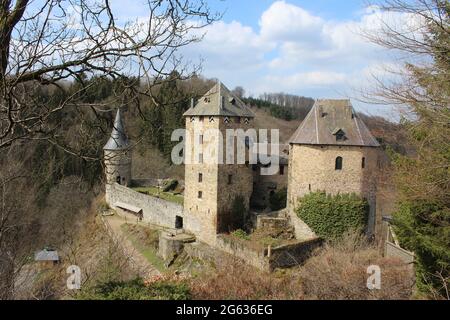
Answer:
xmin=259 ymin=1 xmax=323 ymax=46
xmin=178 ymin=0 xmax=423 ymax=106
xmin=265 ymin=71 xmax=347 ymax=88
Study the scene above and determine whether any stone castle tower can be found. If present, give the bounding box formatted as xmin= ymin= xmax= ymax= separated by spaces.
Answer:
xmin=104 ymin=109 xmax=132 ymax=203
xmin=183 ymin=82 xmax=255 ymax=245
xmin=287 ymin=99 xmax=381 ymax=236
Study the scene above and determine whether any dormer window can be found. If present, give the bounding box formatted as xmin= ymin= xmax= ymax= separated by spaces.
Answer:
xmin=209 ymin=116 xmax=215 ymax=123
xmin=244 ymin=118 xmax=250 ymax=124
xmin=224 ymin=117 xmax=230 ymax=124
xmin=229 ymin=97 xmax=236 ymax=105
xmin=190 ymin=117 xmax=195 ymax=122
xmin=204 ymin=97 xmax=211 ymax=103
xmin=333 ymin=128 xmax=346 ymax=142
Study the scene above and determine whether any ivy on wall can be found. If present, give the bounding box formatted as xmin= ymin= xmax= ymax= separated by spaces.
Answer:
xmin=296 ymin=192 xmax=369 ymax=240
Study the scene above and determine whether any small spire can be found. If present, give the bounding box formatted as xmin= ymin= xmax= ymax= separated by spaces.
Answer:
xmin=103 ymin=108 xmax=130 ymax=150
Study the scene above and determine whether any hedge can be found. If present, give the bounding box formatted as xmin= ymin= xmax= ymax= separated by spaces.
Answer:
xmin=296 ymin=192 xmax=368 ymax=240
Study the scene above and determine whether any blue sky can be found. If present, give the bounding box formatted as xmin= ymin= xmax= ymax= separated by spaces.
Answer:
xmin=213 ymin=0 xmax=369 ymax=25
xmin=109 ymin=1 xmax=414 ymax=118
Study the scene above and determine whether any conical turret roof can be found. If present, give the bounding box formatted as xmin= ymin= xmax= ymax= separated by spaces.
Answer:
xmin=103 ymin=109 xmax=130 ymax=150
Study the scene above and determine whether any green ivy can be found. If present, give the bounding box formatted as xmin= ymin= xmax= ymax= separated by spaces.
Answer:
xmin=295 ymin=192 xmax=369 ymax=241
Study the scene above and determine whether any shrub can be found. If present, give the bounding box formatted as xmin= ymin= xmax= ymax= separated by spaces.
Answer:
xmin=162 ymin=179 xmax=178 ymax=192
xmin=231 ymin=229 xmax=250 ymax=241
xmin=269 ymin=188 xmax=287 ymax=211
xmin=298 ymin=231 xmax=414 ymax=300
xmin=229 ymin=195 xmax=247 ymax=231
xmin=77 ymin=278 xmax=190 ymax=300
xmin=189 ymin=232 xmax=413 ymax=300
xmin=295 ymin=192 xmax=368 ymax=241
xmin=392 ymin=201 xmax=450 ymax=299
xmin=189 ymin=257 xmax=305 ymax=300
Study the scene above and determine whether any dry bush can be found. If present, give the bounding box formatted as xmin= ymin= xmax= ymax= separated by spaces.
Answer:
xmin=190 ymin=232 xmax=414 ymax=300
xmin=189 ymin=256 xmax=304 ymax=300
xmin=297 ymin=232 xmax=414 ymax=300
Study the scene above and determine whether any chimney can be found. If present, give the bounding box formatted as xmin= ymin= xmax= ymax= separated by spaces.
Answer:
xmin=190 ymin=98 xmax=195 ymax=109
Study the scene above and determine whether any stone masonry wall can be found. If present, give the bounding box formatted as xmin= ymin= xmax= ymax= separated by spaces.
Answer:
xmin=183 ymin=116 xmax=254 ymax=245
xmin=106 ymin=183 xmax=188 ymax=229
xmin=216 ymin=118 xmax=254 ymax=233
xmin=287 ymin=144 xmax=380 ymax=238
xmin=184 ymin=116 xmax=221 ymax=245
xmin=104 ymin=150 xmax=132 ymax=187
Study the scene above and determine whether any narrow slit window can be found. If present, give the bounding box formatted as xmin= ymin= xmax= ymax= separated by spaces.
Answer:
xmin=198 ymin=191 xmax=203 ymax=199
xmin=335 ymin=157 xmax=343 ymax=170
xmin=198 ymin=173 xmax=203 ymax=183
xmin=362 ymin=157 xmax=366 ymax=169
xmin=228 ymin=174 xmax=232 ymax=185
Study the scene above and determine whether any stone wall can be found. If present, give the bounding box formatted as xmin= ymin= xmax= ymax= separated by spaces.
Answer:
xmin=183 ymin=116 xmax=254 ymax=245
xmin=106 ymin=183 xmax=184 ymax=229
xmin=215 ymin=235 xmax=269 ymax=271
xmin=287 ymin=144 xmax=380 ymax=237
xmin=385 ymin=241 xmax=415 ymax=265
xmin=251 ymin=165 xmax=288 ymax=209
xmin=268 ymin=238 xmax=322 ymax=270
xmin=104 ymin=150 xmax=132 ymax=187
xmin=215 ymin=235 xmax=322 ymax=272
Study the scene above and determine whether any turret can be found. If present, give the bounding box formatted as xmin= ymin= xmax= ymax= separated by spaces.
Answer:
xmin=104 ymin=108 xmax=132 ymax=191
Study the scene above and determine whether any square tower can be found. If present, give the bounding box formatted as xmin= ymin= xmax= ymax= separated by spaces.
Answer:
xmin=183 ymin=82 xmax=254 ymax=245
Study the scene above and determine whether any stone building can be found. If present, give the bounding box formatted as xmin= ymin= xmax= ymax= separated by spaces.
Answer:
xmin=183 ymin=82 xmax=255 ymax=245
xmin=103 ymin=83 xmax=382 ymax=249
xmin=287 ymin=99 xmax=381 ymax=237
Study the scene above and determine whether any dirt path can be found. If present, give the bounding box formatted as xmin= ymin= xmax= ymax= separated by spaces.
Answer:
xmin=103 ymin=214 xmax=161 ymax=278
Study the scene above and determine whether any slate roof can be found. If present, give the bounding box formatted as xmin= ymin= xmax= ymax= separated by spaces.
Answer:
xmin=35 ymin=249 xmax=59 ymax=262
xmin=289 ymin=99 xmax=380 ymax=147
xmin=183 ymin=82 xmax=254 ymax=118
xmin=104 ymin=109 xmax=130 ymax=150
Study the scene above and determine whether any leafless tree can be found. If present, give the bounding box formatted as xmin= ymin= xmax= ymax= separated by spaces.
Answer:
xmin=0 ymin=0 xmax=217 ymax=299
xmin=0 ymin=0 xmax=218 ymax=156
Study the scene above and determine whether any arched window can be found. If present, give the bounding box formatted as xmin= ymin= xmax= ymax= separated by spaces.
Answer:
xmin=335 ymin=157 xmax=343 ymax=170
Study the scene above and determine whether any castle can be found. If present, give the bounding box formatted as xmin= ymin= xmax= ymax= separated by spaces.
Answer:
xmin=103 ymin=82 xmax=381 ymax=259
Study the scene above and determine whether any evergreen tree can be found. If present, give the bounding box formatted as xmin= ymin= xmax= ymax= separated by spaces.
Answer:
xmin=370 ymin=0 xmax=450 ymax=298
xmin=141 ymin=72 xmax=189 ymax=162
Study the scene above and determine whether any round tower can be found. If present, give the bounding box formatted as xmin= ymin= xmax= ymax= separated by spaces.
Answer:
xmin=287 ymin=99 xmax=381 ymax=237
xmin=104 ymin=108 xmax=132 ymax=193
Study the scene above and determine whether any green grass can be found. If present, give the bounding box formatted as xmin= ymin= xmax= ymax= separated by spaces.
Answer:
xmin=120 ymin=224 xmax=166 ymax=272
xmin=132 ymin=187 xmax=184 ymax=205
